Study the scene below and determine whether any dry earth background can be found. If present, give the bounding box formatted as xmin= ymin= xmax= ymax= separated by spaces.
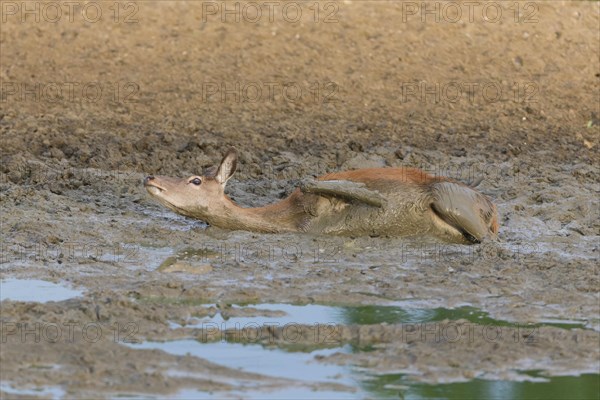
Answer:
xmin=0 ymin=1 xmax=599 ymax=399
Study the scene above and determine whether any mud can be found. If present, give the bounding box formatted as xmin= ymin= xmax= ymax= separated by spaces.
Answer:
xmin=1 ymin=0 xmax=599 ymax=398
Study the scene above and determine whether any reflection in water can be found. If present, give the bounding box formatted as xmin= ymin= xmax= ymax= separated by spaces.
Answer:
xmin=128 ymin=337 xmax=599 ymax=400
xmin=363 ymin=373 xmax=600 ymax=400
xmin=184 ymin=302 xmax=586 ymax=330
xmin=136 ymin=302 xmax=598 ymax=399
xmin=0 ymin=279 xmax=83 ymax=302
xmin=339 ymin=305 xmax=586 ymax=329
xmin=127 ymin=340 xmax=364 ymax=398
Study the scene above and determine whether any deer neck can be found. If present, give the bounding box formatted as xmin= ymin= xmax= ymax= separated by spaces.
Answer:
xmin=208 ymin=192 xmax=304 ymax=233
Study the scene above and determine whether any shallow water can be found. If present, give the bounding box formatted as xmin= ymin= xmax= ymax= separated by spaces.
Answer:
xmin=126 ymin=337 xmax=599 ymax=400
xmin=128 ymin=340 xmax=356 ymax=385
xmin=173 ymin=303 xmax=588 ymax=331
xmin=363 ymin=373 xmax=600 ymax=400
xmin=131 ymin=303 xmax=598 ymax=399
xmin=0 ymin=383 xmax=65 ymax=399
xmin=0 ymin=279 xmax=82 ymax=302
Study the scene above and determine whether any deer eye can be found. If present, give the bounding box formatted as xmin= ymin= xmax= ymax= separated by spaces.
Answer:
xmin=190 ymin=177 xmax=202 ymax=186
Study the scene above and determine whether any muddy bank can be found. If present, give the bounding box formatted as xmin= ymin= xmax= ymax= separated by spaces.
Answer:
xmin=1 ymin=0 xmax=599 ymax=398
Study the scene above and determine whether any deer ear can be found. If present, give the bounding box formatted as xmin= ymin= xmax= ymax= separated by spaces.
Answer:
xmin=215 ymin=148 xmax=237 ymax=185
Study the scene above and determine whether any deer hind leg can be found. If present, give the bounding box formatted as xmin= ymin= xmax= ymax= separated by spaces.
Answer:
xmin=299 ymin=179 xmax=387 ymax=208
xmin=429 ymin=182 xmax=498 ymax=244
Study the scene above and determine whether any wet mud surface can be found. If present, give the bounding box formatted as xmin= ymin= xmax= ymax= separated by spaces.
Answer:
xmin=1 ymin=1 xmax=599 ymax=398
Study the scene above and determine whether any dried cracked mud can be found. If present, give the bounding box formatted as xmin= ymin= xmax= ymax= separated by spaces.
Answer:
xmin=1 ymin=1 xmax=599 ymax=399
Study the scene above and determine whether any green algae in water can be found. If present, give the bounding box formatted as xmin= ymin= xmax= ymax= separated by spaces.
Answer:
xmin=364 ymin=373 xmax=600 ymax=400
xmin=130 ymin=301 xmax=598 ymax=400
xmin=157 ymin=247 xmax=221 ymax=271
xmin=194 ymin=303 xmax=587 ymax=330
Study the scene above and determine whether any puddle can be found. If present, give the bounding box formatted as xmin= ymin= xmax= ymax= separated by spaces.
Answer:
xmin=172 ymin=303 xmax=588 ymax=331
xmin=174 ymin=387 xmax=355 ymax=400
xmin=172 ymin=374 xmax=600 ymax=400
xmin=130 ymin=303 xmax=598 ymax=399
xmin=115 ymin=386 xmax=356 ymax=400
xmin=0 ymin=279 xmax=82 ymax=302
xmin=126 ymin=340 xmax=362 ymax=397
xmin=188 ymin=303 xmax=346 ymax=327
xmin=125 ymin=338 xmax=599 ymax=400
xmin=0 ymin=383 xmax=65 ymax=399
xmin=363 ymin=372 xmax=600 ymax=400
xmin=128 ymin=340 xmax=355 ymax=385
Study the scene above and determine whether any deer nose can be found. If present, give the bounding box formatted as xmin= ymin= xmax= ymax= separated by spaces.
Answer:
xmin=144 ymin=175 xmax=155 ymax=185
